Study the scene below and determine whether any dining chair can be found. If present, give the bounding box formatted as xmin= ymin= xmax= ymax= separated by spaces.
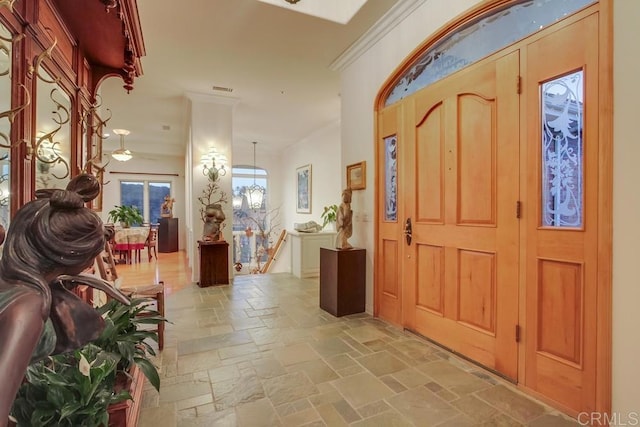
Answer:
xmin=96 ymin=237 xmax=165 ymax=350
xmin=146 ymin=224 xmax=159 ymax=262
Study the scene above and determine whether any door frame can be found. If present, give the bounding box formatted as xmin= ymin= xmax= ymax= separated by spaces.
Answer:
xmin=373 ymin=0 xmax=612 ymax=417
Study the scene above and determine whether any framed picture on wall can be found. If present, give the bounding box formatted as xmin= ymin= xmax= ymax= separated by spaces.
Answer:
xmin=296 ymin=164 xmax=312 ymax=214
xmin=347 ymin=161 xmax=366 ymax=190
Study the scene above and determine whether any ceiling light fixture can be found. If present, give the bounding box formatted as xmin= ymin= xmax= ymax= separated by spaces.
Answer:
xmin=246 ymin=141 xmax=265 ymax=210
xmin=112 ymin=128 xmax=132 ymax=162
xmin=284 ymin=0 xmax=301 ymax=4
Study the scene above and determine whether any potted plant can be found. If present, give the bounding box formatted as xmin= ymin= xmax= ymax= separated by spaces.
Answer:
xmin=10 ymin=344 xmax=130 ymax=427
xmin=107 ymin=205 xmax=144 ymax=228
xmin=321 ymin=204 xmax=338 ymax=230
xmin=9 ymin=298 xmax=164 ymax=427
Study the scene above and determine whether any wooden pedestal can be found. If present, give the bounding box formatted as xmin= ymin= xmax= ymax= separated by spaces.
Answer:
xmin=158 ymin=218 xmax=178 ymax=253
xmin=319 ymin=247 xmax=365 ymax=317
xmin=198 ymin=240 xmax=229 ymax=287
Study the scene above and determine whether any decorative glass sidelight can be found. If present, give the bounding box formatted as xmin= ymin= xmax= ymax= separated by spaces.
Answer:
xmin=0 ymin=21 xmax=12 ymax=230
xmin=541 ymin=70 xmax=584 ymax=227
xmin=384 ymin=135 xmax=398 ymax=222
xmin=384 ymin=0 xmax=595 ymax=106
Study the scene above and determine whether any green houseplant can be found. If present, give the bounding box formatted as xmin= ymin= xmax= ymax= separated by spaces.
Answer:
xmin=107 ymin=205 xmax=144 ymax=228
xmin=10 ymin=298 xmax=164 ymax=427
xmin=321 ymin=204 xmax=338 ymax=230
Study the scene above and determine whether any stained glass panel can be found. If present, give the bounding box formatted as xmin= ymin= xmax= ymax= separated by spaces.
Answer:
xmin=541 ymin=70 xmax=583 ymax=227
xmin=384 ymin=135 xmax=398 ymax=222
xmin=384 ymin=0 xmax=595 ymax=106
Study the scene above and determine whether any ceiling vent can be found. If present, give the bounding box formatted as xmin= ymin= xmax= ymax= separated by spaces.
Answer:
xmin=212 ymin=85 xmax=234 ymax=93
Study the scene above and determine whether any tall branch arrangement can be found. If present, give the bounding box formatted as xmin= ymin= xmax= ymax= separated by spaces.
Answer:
xmin=197 ymin=170 xmax=228 ymax=222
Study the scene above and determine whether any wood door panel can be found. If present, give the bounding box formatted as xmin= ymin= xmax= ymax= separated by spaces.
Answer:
xmin=381 ymin=239 xmax=400 ymax=298
xmin=407 ymin=52 xmax=520 ymax=379
xmin=416 ymin=244 xmax=444 ymax=314
xmin=537 ymin=258 xmax=583 ymax=366
xmin=458 ymin=249 xmax=496 ymax=334
xmin=524 ymin=14 xmax=599 ymax=414
xmin=416 ymin=104 xmax=444 ymax=223
xmin=458 ymin=94 xmax=496 ymax=226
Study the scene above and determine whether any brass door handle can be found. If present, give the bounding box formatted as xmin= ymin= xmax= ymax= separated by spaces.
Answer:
xmin=404 ymin=217 xmax=412 ymax=245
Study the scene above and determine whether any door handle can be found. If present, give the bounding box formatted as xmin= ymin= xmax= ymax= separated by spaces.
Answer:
xmin=404 ymin=217 xmax=412 ymax=246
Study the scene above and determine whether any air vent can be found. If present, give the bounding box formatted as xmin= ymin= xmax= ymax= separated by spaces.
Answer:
xmin=162 ymin=125 xmax=171 ymax=131
xmin=212 ymin=85 xmax=234 ymax=93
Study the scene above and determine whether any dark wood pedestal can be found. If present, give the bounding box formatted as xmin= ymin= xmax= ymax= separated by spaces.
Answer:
xmin=198 ymin=241 xmax=229 ymax=287
xmin=319 ymin=247 xmax=366 ymax=317
xmin=158 ymin=218 xmax=178 ymax=253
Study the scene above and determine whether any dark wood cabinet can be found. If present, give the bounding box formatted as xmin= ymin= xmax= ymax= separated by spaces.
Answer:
xmin=158 ymin=218 xmax=178 ymax=253
xmin=198 ymin=241 xmax=229 ymax=287
xmin=319 ymin=248 xmax=366 ymax=317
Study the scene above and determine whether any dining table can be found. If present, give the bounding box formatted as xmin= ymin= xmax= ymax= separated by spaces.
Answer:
xmin=112 ymin=226 xmax=150 ymax=264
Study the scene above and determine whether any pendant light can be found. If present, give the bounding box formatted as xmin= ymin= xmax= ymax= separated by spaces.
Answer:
xmin=246 ymin=141 xmax=265 ymax=210
xmin=112 ymin=128 xmax=132 ymax=162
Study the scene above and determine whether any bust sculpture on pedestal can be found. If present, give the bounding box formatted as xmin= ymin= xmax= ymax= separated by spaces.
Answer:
xmin=202 ymin=203 xmax=226 ymax=241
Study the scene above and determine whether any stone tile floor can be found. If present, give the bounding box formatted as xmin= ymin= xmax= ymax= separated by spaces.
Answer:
xmin=139 ymin=273 xmax=579 ymax=426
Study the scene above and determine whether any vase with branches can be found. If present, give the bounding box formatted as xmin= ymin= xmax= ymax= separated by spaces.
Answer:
xmin=197 ymin=169 xmax=228 ymax=237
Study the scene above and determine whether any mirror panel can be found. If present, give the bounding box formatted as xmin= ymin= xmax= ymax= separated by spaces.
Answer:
xmin=35 ymin=67 xmax=71 ymax=190
xmin=0 ymin=21 xmax=12 ymax=228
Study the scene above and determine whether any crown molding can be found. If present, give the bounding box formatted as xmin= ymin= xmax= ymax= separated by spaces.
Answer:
xmin=329 ymin=0 xmax=426 ymax=72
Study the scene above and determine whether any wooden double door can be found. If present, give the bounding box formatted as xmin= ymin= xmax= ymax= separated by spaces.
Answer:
xmin=376 ymin=10 xmax=602 ymax=416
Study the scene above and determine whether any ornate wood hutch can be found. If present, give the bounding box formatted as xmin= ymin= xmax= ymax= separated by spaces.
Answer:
xmin=0 ymin=0 xmax=145 ymax=227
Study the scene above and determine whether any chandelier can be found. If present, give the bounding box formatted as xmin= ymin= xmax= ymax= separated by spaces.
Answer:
xmin=246 ymin=141 xmax=266 ymax=210
xmin=111 ymin=128 xmax=132 ymax=162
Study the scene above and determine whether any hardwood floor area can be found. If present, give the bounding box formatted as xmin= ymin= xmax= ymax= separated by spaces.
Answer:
xmin=115 ymin=250 xmax=193 ymax=296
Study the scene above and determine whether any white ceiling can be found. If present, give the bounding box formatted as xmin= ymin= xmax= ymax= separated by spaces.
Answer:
xmin=99 ymin=0 xmax=400 ymax=158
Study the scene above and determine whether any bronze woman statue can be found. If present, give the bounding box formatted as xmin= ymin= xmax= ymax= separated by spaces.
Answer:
xmin=0 ymin=174 xmax=129 ymax=425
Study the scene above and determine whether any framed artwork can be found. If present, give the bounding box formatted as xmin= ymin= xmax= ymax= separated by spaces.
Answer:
xmin=296 ymin=164 xmax=312 ymax=213
xmin=347 ymin=161 xmax=366 ymax=190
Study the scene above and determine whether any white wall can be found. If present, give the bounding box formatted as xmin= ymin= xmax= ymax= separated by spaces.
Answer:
xmin=612 ymin=0 xmax=640 ymax=416
xmin=278 ymin=121 xmax=342 ymax=273
xmin=340 ymin=0 xmax=640 ymax=416
xmin=340 ymin=0 xmax=478 ymax=313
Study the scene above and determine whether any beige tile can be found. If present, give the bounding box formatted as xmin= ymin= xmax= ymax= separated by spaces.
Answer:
xmin=274 ymin=342 xmax=320 ymax=366
xmin=287 ymin=359 xmax=339 ymax=384
xmin=279 ymin=407 xmax=322 ymax=426
xmin=310 ymin=336 xmax=355 ymax=358
xmin=175 ymin=393 xmax=213 ymax=410
xmin=351 ymin=410 xmax=414 ymax=426
xmin=386 ymin=386 xmax=459 ymax=425
xmin=333 ymin=399 xmax=361 ymax=423
xmin=176 ymin=350 xmax=221 ymax=375
xmin=212 ymin=375 xmax=265 ymax=411
xmin=332 ymin=372 xmax=394 ymax=408
xmin=208 ymin=365 xmax=240 ymax=384
xmin=159 ymin=378 xmax=211 ymax=403
xmin=450 ymin=394 xmax=499 ymax=422
xmin=356 ymin=351 xmax=409 ymax=376
xmin=178 ymin=330 xmax=252 ymax=356
xmin=252 ymin=357 xmax=288 ymax=379
xmin=217 ymin=342 xmax=260 ymax=360
xmin=138 ymin=403 xmax=177 ymax=427
xmin=357 ymin=400 xmax=393 ymax=419
xmin=262 ymin=371 xmax=319 ymax=406
xmin=316 ymin=403 xmax=349 ymax=427
xmin=275 ymin=398 xmax=312 ymax=417
xmin=529 ymin=413 xmax=580 ymax=427
xmin=344 ymin=325 xmax=388 ymax=343
xmin=476 ymin=385 xmax=546 ymax=423
xmin=392 ymin=368 xmax=432 ymax=388
xmin=235 ymin=398 xmax=280 ymax=427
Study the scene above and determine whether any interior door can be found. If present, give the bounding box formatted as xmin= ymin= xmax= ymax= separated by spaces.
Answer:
xmin=375 ymin=103 xmax=403 ymax=325
xmin=404 ymin=51 xmax=520 ymax=380
xmin=524 ymin=13 xmax=599 ymax=414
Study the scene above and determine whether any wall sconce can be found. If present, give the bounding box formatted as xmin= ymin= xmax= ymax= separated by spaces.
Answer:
xmin=201 ymin=148 xmax=227 ymax=180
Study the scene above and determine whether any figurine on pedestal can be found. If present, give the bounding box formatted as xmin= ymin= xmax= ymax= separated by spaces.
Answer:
xmin=336 ymin=188 xmax=353 ymax=250
xmin=160 ymin=194 xmax=175 ymax=218
xmin=202 ymin=203 xmax=226 ymax=241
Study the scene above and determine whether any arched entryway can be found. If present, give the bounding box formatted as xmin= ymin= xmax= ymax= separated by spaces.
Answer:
xmin=374 ymin=0 xmax=612 ymax=418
